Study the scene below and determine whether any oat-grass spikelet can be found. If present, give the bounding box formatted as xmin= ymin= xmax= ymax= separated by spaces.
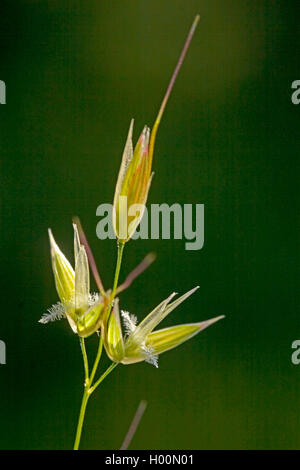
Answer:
xmin=40 ymin=224 xmax=104 ymax=337
xmin=103 ymin=286 xmax=224 ymax=367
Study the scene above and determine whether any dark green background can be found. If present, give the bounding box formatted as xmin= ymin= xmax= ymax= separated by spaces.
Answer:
xmin=0 ymin=0 xmax=299 ymax=449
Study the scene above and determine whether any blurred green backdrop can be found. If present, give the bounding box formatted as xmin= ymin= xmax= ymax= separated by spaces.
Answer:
xmin=0 ymin=0 xmax=299 ymax=450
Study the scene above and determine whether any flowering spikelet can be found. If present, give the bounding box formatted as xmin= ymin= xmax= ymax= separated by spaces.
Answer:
xmin=103 ymin=286 xmax=224 ymax=367
xmin=40 ymin=224 xmax=104 ymax=337
xmin=113 ymin=120 xmax=153 ymax=242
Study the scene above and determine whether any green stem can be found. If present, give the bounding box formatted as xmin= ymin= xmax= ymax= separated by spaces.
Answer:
xmin=73 ymin=361 xmax=118 ymax=450
xmin=112 ymin=242 xmax=125 ymax=299
xmin=73 ymin=387 xmax=90 ymax=450
xmin=89 ymin=362 xmax=118 ymax=395
xmin=79 ymin=337 xmax=89 ymax=385
xmin=73 ymin=242 xmax=124 ymax=450
xmin=107 ymin=241 xmax=125 ymax=319
xmin=89 ymin=335 xmax=103 ymax=386
xmin=74 ymin=336 xmax=103 ymax=450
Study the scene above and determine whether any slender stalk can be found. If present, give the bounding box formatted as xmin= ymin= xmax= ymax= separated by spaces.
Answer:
xmin=74 ymin=335 xmax=103 ymax=450
xmin=73 ymin=388 xmax=90 ymax=450
xmin=89 ymin=362 xmax=118 ymax=395
xmin=79 ymin=337 xmax=89 ymax=385
xmin=73 ymin=239 xmax=124 ymax=450
xmin=89 ymin=334 xmax=103 ymax=386
xmin=112 ymin=242 xmax=125 ymax=299
xmin=73 ymin=361 xmax=118 ymax=449
xmin=107 ymin=241 xmax=125 ymax=319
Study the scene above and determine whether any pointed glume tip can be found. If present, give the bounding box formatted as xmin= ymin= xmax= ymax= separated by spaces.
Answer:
xmin=48 ymin=228 xmax=55 ymax=243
